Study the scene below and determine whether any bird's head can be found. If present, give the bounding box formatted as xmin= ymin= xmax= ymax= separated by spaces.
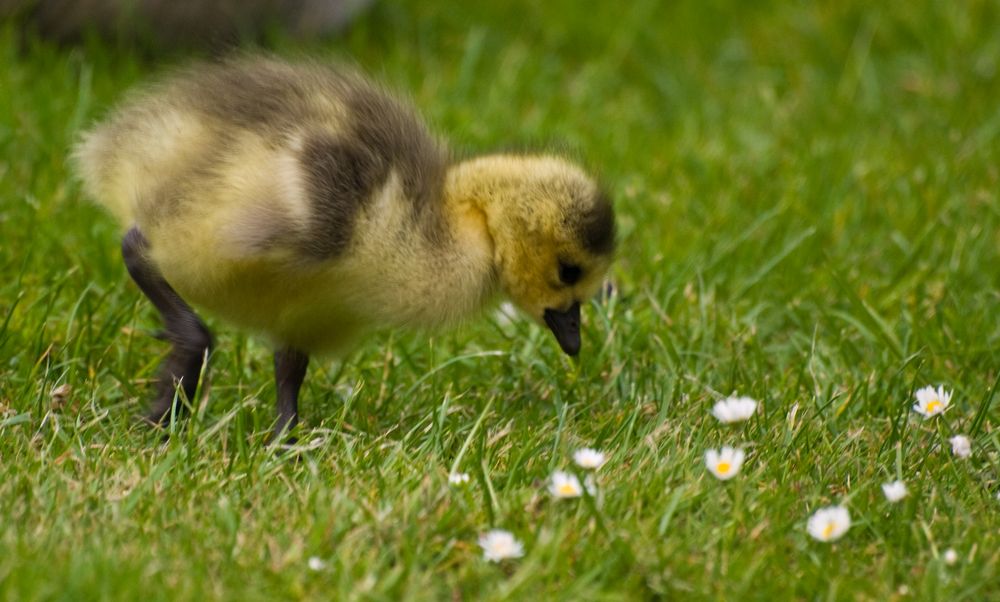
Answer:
xmin=449 ymin=155 xmax=615 ymax=355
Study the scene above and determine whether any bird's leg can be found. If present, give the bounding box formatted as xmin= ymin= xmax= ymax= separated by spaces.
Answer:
xmin=272 ymin=347 xmax=309 ymax=445
xmin=121 ymin=226 xmax=213 ymax=425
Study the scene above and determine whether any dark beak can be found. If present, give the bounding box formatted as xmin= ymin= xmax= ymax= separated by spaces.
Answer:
xmin=543 ymin=302 xmax=581 ymax=356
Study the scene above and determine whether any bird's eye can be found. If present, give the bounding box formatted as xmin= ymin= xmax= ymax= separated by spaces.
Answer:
xmin=559 ymin=262 xmax=583 ymax=285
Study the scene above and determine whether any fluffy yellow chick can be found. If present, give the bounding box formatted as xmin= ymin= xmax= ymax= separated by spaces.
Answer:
xmin=74 ymin=57 xmax=615 ymax=439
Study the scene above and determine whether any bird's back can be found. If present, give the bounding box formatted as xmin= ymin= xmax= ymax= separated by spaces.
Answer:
xmin=75 ymin=58 xmax=446 ymax=244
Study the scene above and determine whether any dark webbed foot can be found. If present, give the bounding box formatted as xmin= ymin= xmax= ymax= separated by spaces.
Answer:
xmin=121 ymin=226 xmax=213 ymax=425
xmin=145 ymin=315 xmax=212 ymax=425
xmin=271 ymin=347 xmax=308 ymax=445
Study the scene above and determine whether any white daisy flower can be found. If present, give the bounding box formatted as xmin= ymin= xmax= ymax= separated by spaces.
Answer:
xmin=949 ymin=435 xmax=971 ymax=458
xmin=548 ymin=470 xmax=583 ymax=498
xmin=448 ymin=472 xmax=471 ymax=485
xmin=882 ymin=480 xmax=908 ymax=503
xmin=478 ymin=529 xmax=524 ymax=562
xmin=943 ymin=548 xmax=958 ymax=566
xmin=912 ymin=385 xmax=952 ymax=419
xmin=307 ymin=556 xmax=327 ymax=571
xmin=573 ymin=448 xmax=607 ymax=470
xmin=712 ymin=396 xmax=758 ymax=423
xmin=807 ymin=505 xmax=851 ymax=542
xmin=704 ymin=446 xmax=745 ymax=481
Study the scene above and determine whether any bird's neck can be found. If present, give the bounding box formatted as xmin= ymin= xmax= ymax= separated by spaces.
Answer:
xmin=392 ymin=159 xmax=501 ymax=325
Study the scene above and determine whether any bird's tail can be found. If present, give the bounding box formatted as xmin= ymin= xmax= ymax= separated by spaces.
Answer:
xmin=71 ymin=126 xmax=136 ymax=227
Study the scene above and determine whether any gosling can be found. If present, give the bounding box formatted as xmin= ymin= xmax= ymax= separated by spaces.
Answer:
xmin=74 ymin=57 xmax=616 ymax=440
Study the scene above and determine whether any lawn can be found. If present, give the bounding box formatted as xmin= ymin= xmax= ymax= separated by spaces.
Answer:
xmin=2 ymin=0 xmax=1000 ymax=599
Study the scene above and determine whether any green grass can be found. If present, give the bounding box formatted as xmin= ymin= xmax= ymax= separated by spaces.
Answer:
xmin=2 ymin=0 xmax=1000 ymax=599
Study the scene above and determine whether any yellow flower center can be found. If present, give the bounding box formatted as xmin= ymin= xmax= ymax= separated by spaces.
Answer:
xmin=558 ymin=483 xmax=577 ymax=495
xmin=823 ymin=522 xmax=835 ymax=539
xmin=926 ymin=399 xmax=941 ymax=414
xmin=716 ymin=462 xmax=731 ymax=475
